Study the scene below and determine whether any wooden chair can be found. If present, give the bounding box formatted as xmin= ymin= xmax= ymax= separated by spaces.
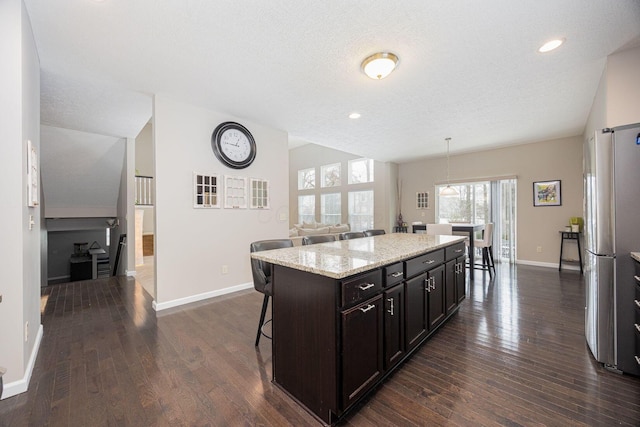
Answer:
xmin=364 ymin=229 xmax=386 ymax=237
xmin=250 ymin=239 xmax=293 ymax=346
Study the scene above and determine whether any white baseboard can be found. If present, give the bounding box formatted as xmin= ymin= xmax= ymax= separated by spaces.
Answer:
xmin=153 ymin=282 xmax=254 ymax=311
xmin=2 ymin=324 xmax=43 ymax=400
xmin=126 ymin=270 xmax=136 ymax=276
xmin=516 ymin=259 xmax=581 ymax=271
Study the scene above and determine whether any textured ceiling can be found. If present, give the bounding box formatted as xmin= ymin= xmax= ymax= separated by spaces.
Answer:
xmin=24 ymin=0 xmax=640 ymax=163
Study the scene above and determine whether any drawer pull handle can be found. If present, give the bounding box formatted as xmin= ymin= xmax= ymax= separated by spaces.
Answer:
xmin=423 ymin=259 xmax=435 ymax=265
xmin=635 ymin=300 xmax=640 ymax=309
xmin=636 ymin=356 xmax=640 ymax=366
xmin=358 ymin=283 xmax=375 ymax=291
xmin=635 ymin=324 xmax=640 ymax=333
xmin=454 ymin=249 xmax=463 ymax=253
xmin=359 ymin=304 xmax=375 ymax=313
xmin=635 ymin=275 xmax=640 ymax=282
xmin=391 ymin=272 xmax=403 ymax=278
xmin=387 ymin=297 xmax=394 ymax=316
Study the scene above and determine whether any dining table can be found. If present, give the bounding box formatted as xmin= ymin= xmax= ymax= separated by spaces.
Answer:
xmin=412 ymin=223 xmax=486 ymax=280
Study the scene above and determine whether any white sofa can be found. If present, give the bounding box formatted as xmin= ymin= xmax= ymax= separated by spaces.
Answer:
xmin=289 ymin=222 xmax=350 ymax=246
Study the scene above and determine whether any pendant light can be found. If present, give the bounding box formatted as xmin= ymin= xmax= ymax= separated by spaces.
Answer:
xmin=440 ymin=137 xmax=459 ymax=197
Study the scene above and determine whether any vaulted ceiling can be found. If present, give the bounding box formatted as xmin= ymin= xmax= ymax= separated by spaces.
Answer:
xmin=25 ymin=0 xmax=640 ymax=163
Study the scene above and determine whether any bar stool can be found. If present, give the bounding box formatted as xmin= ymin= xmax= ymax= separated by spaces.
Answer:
xmin=471 ymin=223 xmax=495 ymax=277
xmin=250 ymin=239 xmax=293 ymax=346
xmin=302 ymin=235 xmax=336 ymax=245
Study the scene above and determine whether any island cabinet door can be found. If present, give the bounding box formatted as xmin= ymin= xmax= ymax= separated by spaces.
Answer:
xmin=427 ymin=264 xmax=446 ymax=330
xmin=384 ymin=284 xmax=405 ymax=369
xmin=456 ymin=256 xmax=467 ymax=304
xmin=341 ymin=295 xmax=383 ymax=409
xmin=445 ymin=260 xmax=458 ymax=314
xmin=405 ymin=272 xmax=428 ymax=350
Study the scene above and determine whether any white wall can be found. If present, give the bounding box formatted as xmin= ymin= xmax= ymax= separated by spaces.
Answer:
xmin=399 ymin=136 xmax=584 ymax=265
xmin=0 ymin=0 xmax=42 ymax=397
xmin=606 ymin=46 xmax=640 ymax=127
xmin=288 ymin=143 xmax=398 ymax=231
xmin=135 ymin=122 xmax=155 ymax=234
xmin=153 ymin=95 xmax=289 ymax=309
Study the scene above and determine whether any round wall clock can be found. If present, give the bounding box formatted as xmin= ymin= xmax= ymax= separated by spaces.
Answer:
xmin=211 ymin=122 xmax=257 ymax=169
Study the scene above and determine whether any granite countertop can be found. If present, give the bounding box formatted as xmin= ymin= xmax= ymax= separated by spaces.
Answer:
xmin=631 ymin=252 xmax=640 ymax=263
xmin=250 ymin=233 xmax=466 ymax=279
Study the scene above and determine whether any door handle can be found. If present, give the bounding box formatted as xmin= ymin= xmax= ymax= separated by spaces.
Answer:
xmin=387 ymin=297 xmax=394 ymax=316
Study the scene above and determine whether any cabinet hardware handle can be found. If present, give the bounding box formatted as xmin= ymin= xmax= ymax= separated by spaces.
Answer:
xmin=454 ymin=249 xmax=463 ymax=253
xmin=635 ymin=324 xmax=640 ymax=333
xmin=387 ymin=297 xmax=394 ymax=316
xmin=425 ymin=277 xmax=435 ymax=291
xmin=358 ymin=283 xmax=375 ymax=291
xmin=423 ymin=259 xmax=435 ymax=264
xmin=634 ymin=275 xmax=640 ymax=282
xmin=636 ymin=356 xmax=640 ymax=366
xmin=359 ymin=304 xmax=375 ymax=313
xmin=391 ymin=272 xmax=403 ymax=278
xmin=635 ymin=300 xmax=640 ymax=309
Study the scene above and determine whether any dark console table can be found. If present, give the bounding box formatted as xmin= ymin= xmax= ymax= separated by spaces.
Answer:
xmin=559 ymin=230 xmax=583 ymax=274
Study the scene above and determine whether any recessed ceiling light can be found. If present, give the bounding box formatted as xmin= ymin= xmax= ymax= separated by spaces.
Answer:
xmin=349 ymin=112 xmax=361 ymax=119
xmin=538 ymin=38 xmax=565 ymax=53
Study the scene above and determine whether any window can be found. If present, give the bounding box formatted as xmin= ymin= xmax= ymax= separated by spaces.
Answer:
xmin=435 ymin=178 xmax=517 ymax=263
xmin=348 ymin=190 xmax=374 ymax=231
xmin=321 ymin=163 xmax=341 ymax=187
xmin=348 ymin=158 xmax=374 ymax=184
xmin=436 ymin=182 xmax=490 ymax=225
xmin=298 ymin=195 xmax=315 ymax=224
xmin=321 ymin=193 xmax=341 ymax=225
xmin=298 ymin=168 xmax=315 ymax=190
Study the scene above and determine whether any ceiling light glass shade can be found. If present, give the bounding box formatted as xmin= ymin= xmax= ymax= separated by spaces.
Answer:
xmin=361 ymin=52 xmax=399 ymax=79
xmin=348 ymin=112 xmax=361 ymax=119
xmin=538 ymin=38 xmax=564 ymax=53
xmin=440 ymin=185 xmax=459 ymax=197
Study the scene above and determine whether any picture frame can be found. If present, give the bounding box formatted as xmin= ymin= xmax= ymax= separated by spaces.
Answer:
xmin=533 ymin=179 xmax=561 ymax=207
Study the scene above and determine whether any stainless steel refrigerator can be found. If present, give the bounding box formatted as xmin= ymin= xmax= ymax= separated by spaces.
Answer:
xmin=583 ymin=123 xmax=640 ymax=375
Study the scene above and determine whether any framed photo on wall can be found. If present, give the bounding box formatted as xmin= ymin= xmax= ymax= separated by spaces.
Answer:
xmin=533 ymin=179 xmax=561 ymax=207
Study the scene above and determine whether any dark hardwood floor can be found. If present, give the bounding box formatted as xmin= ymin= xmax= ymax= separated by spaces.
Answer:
xmin=1 ymin=264 xmax=639 ymax=426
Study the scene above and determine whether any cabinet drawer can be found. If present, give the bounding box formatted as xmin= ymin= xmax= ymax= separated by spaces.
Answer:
xmin=445 ymin=242 xmax=466 ymax=261
xmin=383 ymin=262 xmax=404 ymax=287
xmin=341 ymin=270 xmax=382 ymax=308
xmin=405 ymin=249 xmax=444 ymax=278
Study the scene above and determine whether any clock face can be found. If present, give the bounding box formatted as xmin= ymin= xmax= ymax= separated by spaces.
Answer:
xmin=211 ymin=122 xmax=256 ymax=169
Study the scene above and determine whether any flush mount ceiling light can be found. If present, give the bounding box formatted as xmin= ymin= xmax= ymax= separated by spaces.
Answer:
xmin=361 ymin=52 xmax=399 ymax=80
xmin=440 ymin=137 xmax=459 ymax=197
xmin=538 ymin=38 xmax=565 ymax=53
xmin=349 ymin=112 xmax=361 ymax=119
